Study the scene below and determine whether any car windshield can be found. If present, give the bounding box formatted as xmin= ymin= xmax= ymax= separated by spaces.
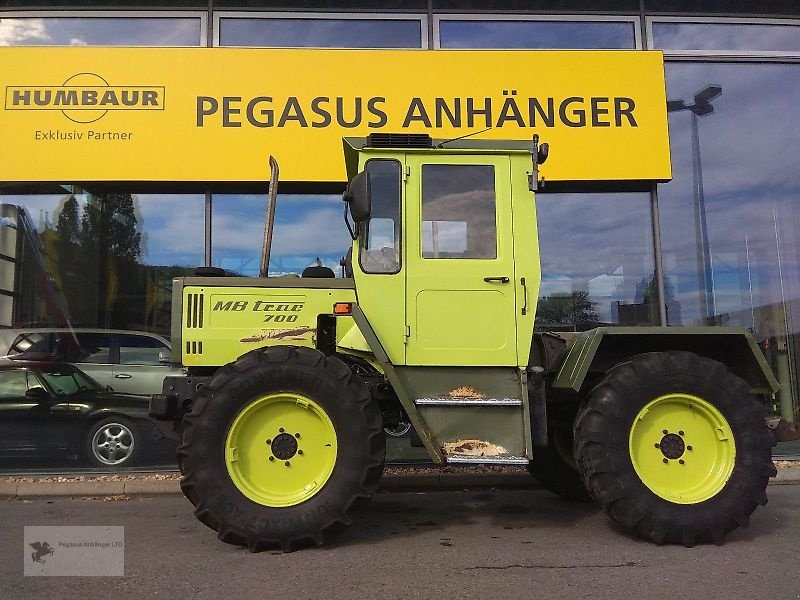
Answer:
xmin=38 ymin=366 xmax=102 ymax=395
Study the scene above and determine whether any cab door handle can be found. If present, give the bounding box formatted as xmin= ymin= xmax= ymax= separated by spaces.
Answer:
xmin=115 ymin=373 xmax=132 ymax=379
xmin=484 ymin=276 xmax=510 ymax=283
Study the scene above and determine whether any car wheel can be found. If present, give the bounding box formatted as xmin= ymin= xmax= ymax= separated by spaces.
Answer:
xmin=86 ymin=417 xmax=140 ymax=468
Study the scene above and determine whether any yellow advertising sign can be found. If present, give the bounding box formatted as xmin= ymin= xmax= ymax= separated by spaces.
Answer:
xmin=0 ymin=47 xmax=671 ymax=184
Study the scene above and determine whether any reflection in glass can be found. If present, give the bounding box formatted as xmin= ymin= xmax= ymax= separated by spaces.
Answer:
xmin=360 ymin=160 xmax=401 ymax=274
xmin=0 ymin=17 xmax=203 ymax=46
xmin=535 ymin=192 xmax=656 ymax=330
xmin=0 ymin=189 xmax=199 ymax=471
xmin=421 ymin=164 xmax=496 ymax=259
xmin=439 ymin=20 xmax=635 ymax=49
xmin=219 ymin=17 xmax=422 ymax=48
xmin=653 ymin=22 xmax=800 ymax=53
xmin=0 ymin=190 xmax=203 ymax=336
xmin=212 ymin=194 xmax=350 ymax=276
xmin=660 ymin=63 xmax=800 ymax=434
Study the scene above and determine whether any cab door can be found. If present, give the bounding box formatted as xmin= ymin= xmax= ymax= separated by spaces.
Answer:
xmin=404 ymin=154 xmax=518 ymax=366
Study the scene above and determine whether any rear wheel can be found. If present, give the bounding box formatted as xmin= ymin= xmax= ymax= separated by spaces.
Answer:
xmin=574 ymin=351 xmax=776 ymax=546
xmin=177 ymin=346 xmax=385 ymax=551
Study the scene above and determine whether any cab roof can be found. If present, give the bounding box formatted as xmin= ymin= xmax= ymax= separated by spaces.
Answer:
xmin=342 ymin=134 xmax=534 ymax=180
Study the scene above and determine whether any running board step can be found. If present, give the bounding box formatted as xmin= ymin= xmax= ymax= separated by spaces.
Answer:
xmin=415 ymin=398 xmax=522 ymax=407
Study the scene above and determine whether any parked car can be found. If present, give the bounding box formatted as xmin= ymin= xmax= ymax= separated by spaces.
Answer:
xmin=0 ymin=328 xmax=184 ymax=396
xmin=0 ymin=361 xmax=162 ymax=468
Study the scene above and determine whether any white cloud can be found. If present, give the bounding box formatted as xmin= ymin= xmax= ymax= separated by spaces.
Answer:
xmin=0 ymin=18 xmax=50 ymax=45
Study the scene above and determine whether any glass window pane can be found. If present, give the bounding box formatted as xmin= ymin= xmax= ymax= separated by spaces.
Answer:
xmin=68 ymin=333 xmax=112 ymax=364
xmin=653 ymin=22 xmax=800 ymax=53
xmin=360 ymin=159 xmax=401 ymax=274
xmin=0 ymin=17 xmax=203 ymax=46
xmin=439 ymin=20 xmax=636 ymax=49
xmin=0 ymin=189 xmax=202 ymax=336
xmin=421 ymin=164 xmax=496 ymax=259
xmin=0 ymin=370 xmax=28 ymax=398
xmin=0 ymin=188 xmax=197 ymax=470
xmin=212 ymin=193 xmax=350 ymax=276
xmin=660 ymin=62 xmax=800 ymax=450
xmin=219 ymin=17 xmax=422 ymax=48
xmin=536 ymin=192 xmax=656 ymax=330
xmin=119 ymin=333 xmax=168 ymax=365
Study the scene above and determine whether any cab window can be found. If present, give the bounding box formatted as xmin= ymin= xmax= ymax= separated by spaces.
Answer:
xmin=359 ymin=159 xmax=401 ymax=274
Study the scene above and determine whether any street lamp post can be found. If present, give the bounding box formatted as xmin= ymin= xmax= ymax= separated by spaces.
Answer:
xmin=667 ymin=84 xmax=722 ymax=325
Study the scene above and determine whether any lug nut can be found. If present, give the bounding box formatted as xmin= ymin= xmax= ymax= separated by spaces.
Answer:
xmin=662 ymin=429 xmax=669 ymax=435
xmin=279 ymin=428 xmax=285 ymax=433
xmin=285 ymin=461 xmax=291 ymax=467
xmin=679 ymin=430 xmax=685 ymax=436
xmin=654 ymin=443 xmax=660 ymax=448
xmin=298 ymin=449 xmax=304 ymax=455
xmin=663 ymin=458 xmax=669 ymax=464
xmin=679 ymin=459 xmax=685 ymax=465
xmin=687 ymin=446 xmax=693 ymax=451
xmin=266 ymin=439 xmax=272 ymax=444
xmin=295 ymin=433 xmax=301 ymax=438
xmin=268 ymin=456 xmax=274 ymax=462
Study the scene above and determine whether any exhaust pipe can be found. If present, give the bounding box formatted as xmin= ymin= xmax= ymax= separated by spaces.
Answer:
xmin=260 ymin=155 xmax=280 ymax=277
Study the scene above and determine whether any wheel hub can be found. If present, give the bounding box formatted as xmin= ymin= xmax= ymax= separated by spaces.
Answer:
xmin=629 ymin=393 xmax=736 ymax=504
xmin=659 ymin=433 xmax=685 ymax=460
xmin=271 ymin=433 xmax=299 ymax=460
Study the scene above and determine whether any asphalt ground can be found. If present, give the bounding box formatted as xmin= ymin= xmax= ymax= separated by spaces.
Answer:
xmin=2 ymin=485 xmax=799 ymax=600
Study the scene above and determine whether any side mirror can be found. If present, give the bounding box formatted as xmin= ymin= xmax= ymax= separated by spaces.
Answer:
xmin=343 ymin=170 xmax=371 ymax=223
xmin=537 ymin=143 xmax=549 ymax=165
xmin=25 ymin=387 xmax=48 ymax=401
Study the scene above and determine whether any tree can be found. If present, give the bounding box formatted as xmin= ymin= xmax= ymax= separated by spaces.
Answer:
xmin=536 ymin=290 xmax=599 ymax=328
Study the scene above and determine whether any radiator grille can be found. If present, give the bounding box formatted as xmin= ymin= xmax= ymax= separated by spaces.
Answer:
xmin=185 ymin=340 xmax=203 ymax=355
xmin=186 ymin=293 xmax=204 ymax=328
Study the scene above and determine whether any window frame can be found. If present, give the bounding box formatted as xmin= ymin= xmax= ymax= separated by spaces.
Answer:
xmin=433 ymin=13 xmax=642 ymax=50
xmin=213 ymin=10 xmax=428 ymax=49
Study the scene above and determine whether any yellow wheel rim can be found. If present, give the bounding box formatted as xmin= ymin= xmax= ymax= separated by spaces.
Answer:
xmin=225 ymin=392 xmax=337 ymax=507
xmin=629 ymin=393 xmax=736 ymax=504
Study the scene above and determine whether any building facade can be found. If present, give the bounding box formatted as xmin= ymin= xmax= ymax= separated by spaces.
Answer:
xmin=1 ymin=0 xmax=799 ymax=470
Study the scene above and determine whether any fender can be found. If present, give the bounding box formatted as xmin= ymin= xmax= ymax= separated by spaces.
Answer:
xmin=550 ymin=327 xmax=779 ymax=395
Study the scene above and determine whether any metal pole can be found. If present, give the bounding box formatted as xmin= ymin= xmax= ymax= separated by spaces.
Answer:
xmin=204 ymin=189 xmax=212 ymax=267
xmin=694 ymin=114 xmax=715 ymax=321
xmin=260 ymin=156 xmax=279 ymax=277
xmin=690 ymin=112 xmax=709 ymax=323
xmin=649 ymin=183 xmax=668 ymax=326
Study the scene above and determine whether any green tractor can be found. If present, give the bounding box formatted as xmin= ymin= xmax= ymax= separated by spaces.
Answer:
xmin=151 ymin=133 xmax=782 ymax=551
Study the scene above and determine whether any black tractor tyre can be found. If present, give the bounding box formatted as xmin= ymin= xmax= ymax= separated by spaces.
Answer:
xmin=528 ymin=423 xmax=590 ymax=501
xmin=176 ymin=346 xmax=385 ymax=552
xmin=574 ymin=351 xmax=776 ymax=546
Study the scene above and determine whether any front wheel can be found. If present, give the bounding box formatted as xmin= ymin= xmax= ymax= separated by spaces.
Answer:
xmin=574 ymin=351 xmax=776 ymax=546
xmin=177 ymin=346 xmax=385 ymax=552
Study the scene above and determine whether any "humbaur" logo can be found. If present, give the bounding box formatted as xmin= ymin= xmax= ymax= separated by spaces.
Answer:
xmin=4 ymin=72 xmax=165 ymax=124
